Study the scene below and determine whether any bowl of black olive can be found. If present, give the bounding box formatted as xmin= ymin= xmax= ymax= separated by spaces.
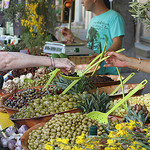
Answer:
xmin=1 ymin=85 xmax=57 ymax=116
xmin=88 ymin=75 xmax=125 ymax=87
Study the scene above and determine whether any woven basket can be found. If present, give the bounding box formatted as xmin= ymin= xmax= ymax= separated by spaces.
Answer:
xmin=68 ymin=56 xmax=91 ymax=64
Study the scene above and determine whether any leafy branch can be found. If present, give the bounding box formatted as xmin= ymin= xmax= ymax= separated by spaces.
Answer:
xmin=129 ymin=1 xmax=150 ymax=29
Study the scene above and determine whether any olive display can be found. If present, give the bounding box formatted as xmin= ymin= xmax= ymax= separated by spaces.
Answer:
xmin=17 ymin=74 xmax=51 ymax=90
xmin=12 ymin=92 xmax=88 ymax=119
xmin=27 ymin=113 xmax=105 ymax=150
xmin=4 ymin=86 xmax=58 ymax=109
xmin=88 ymin=76 xmax=114 ymax=83
xmin=27 ymin=113 xmax=119 ymax=150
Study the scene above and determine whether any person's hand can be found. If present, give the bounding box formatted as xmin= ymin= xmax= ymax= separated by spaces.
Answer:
xmin=61 ymin=27 xmax=74 ymax=43
xmin=104 ymin=51 xmax=128 ymax=68
xmin=54 ymin=58 xmax=75 ymax=75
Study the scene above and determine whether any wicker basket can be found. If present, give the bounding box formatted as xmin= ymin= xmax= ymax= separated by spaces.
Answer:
xmin=68 ymin=56 xmax=91 ymax=64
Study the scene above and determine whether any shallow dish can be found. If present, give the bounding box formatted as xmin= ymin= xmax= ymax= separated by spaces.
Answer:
xmin=90 ymin=75 xmax=125 ymax=88
xmin=1 ymin=85 xmax=55 ymax=116
xmin=9 ymin=108 xmax=82 ymax=128
xmin=21 ymin=115 xmax=122 ymax=150
xmin=90 ymin=83 xmax=145 ymax=97
xmin=1 ymin=92 xmax=18 ymax=115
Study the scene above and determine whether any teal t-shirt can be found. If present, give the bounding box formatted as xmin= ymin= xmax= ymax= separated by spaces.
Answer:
xmin=86 ymin=9 xmax=125 ymax=75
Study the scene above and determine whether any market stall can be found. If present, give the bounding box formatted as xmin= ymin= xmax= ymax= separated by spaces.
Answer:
xmin=0 ymin=0 xmax=150 ymax=150
xmin=0 ymin=54 xmax=150 ymax=150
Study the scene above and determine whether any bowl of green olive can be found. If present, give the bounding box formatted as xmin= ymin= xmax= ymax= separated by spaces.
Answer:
xmin=10 ymin=108 xmax=82 ymax=128
xmin=9 ymin=93 xmax=85 ymax=127
xmin=21 ymin=113 xmax=122 ymax=150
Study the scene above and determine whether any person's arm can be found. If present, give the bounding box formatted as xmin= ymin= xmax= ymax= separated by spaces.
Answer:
xmin=0 ymin=52 xmax=75 ymax=74
xmin=61 ymin=27 xmax=87 ymax=44
xmin=107 ymin=36 xmax=123 ymax=52
xmin=104 ymin=51 xmax=150 ymax=74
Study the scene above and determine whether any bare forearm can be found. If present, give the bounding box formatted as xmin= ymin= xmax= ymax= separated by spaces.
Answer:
xmin=0 ymin=52 xmax=52 ymax=71
xmin=0 ymin=52 xmax=75 ymax=74
xmin=107 ymin=43 xmax=122 ymax=52
xmin=107 ymin=36 xmax=123 ymax=52
xmin=126 ymin=57 xmax=150 ymax=74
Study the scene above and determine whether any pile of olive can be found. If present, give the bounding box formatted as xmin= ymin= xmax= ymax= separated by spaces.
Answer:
xmin=12 ymin=92 xmax=87 ymax=119
xmin=17 ymin=74 xmax=51 ymax=90
xmin=28 ymin=113 xmax=107 ymax=150
xmin=88 ymin=75 xmax=114 ymax=83
xmin=4 ymin=86 xmax=57 ymax=109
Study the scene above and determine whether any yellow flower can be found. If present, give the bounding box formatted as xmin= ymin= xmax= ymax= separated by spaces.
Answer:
xmin=115 ymin=123 xmax=124 ymax=130
xmin=62 ymin=145 xmax=71 ymax=150
xmin=104 ymin=147 xmax=117 ymax=150
xmin=107 ymin=139 xmax=115 ymax=146
xmin=59 ymin=143 xmax=65 ymax=149
xmin=132 ymin=141 xmax=139 ymax=145
xmin=45 ymin=144 xmax=53 ymax=150
xmin=56 ymin=138 xmax=62 ymax=143
xmin=76 ymin=139 xmax=85 ymax=145
xmin=50 ymin=139 xmax=53 ymax=145
xmin=143 ymin=129 xmax=148 ymax=132
xmin=72 ymin=146 xmax=83 ymax=150
xmin=146 ymin=132 xmax=150 ymax=136
xmin=76 ymin=133 xmax=86 ymax=145
xmin=127 ymin=120 xmax=136 ymax=130
xmin=61 ymin=139 xmax=69 ymax=144
xmin=29 ymin=27 xmax=34 ymax=33
xmin=129 ymin=146 xmax=137 ymax=150
xmin=104 ymin=148 xmax=111 ymax=150
xmin=141 ymin=148 xmax=147 ymax=150
xmin=86 ymin=144 xmax=94 ymax=149
xmin=108 ymin=131 xmax=115 ymax=138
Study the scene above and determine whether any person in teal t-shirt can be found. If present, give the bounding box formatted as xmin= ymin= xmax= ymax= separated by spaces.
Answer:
xmin=61 ymin=0 xmax=125 ymax=75
xmin=87 ymin=9 xmax=125 ymax=75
